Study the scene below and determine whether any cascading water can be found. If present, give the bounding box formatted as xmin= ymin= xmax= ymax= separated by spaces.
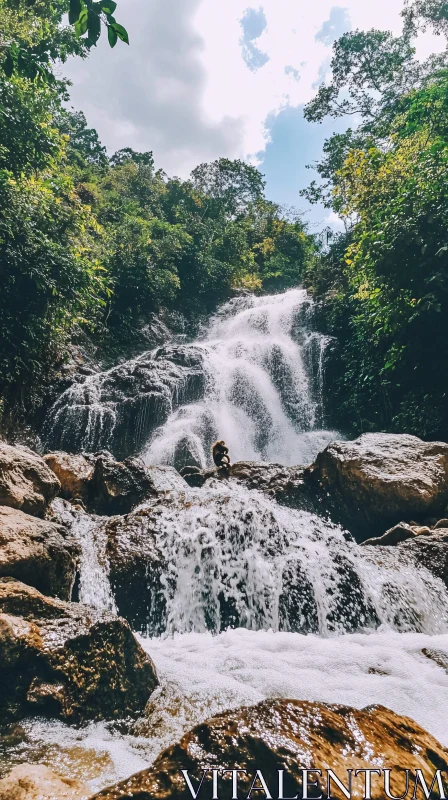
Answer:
xmin=145 ymin=289 xmax=338 ymax=468
xmin=4 ymin=288 xmax=448 ymax=794
xmin=138 ymin=481 xmax=448 ymax=638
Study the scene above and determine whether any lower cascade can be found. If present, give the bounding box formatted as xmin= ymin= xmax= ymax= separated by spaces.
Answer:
xmin=2 ymin=289 xmax=448 ymax=795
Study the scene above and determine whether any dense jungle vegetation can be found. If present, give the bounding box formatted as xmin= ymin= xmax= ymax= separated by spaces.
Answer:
xmin=1 ymin=0 xmax=448 ymax=442
xmin=0 ymin=0 xmax=312 ymax=425
xmin=303 ymin=0 xmax=448 ymax=440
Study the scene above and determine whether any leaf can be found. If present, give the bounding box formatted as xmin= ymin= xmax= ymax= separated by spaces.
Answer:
xmin=3 ymin=53 xmax=14 ymax=78
xmin=111 ymin=22 xmax=129 ymax=44
xmin=87 ymin=9 xmax=101 ymax=44
xmin=101 ymin=0 xmax=117 ymax=13
xmin=107 ymin=24 xmax=118 ymax=47
xmin=75 ymin=7 xmax=89 ymax=36
xmin=69 ymin=0 xmax=82 ymax=24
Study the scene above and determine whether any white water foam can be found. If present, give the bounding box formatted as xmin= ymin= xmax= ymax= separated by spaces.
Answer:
xmin=52 ymin=499 xmax=116 ymax=613
xmin=4 ymin=629 xmax=448 ymax=794
xmin=145 ymin=289 xmax=338 ymax=468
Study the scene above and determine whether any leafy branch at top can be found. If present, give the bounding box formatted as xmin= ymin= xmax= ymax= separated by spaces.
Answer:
xmin=0 ymin=0 xmax=129 ymax=83
xmin=68 ymin=0 xmax=129 ymax=49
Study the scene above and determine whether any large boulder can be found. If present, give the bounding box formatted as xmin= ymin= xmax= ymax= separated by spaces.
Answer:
xmin=42 ymin=344 xmax=205 ymax=459
xmin=44 ymin=450 xmax=188 ymax=515
xmin=0 ymin=442 xmax=60 ymax=517
xmin=91 ymin=453 xmax=155 ymax=515
xmin=0 ymin=506 xmax=79 ymax=600
xmin=44 ymin=452 xmax=95 ymax=503
xmin=182 ymin=461 xmax=314 ymax=509
xmin=306 ymin=433 xmax=448 ymax=539
xmin=90 ymin=699 xmax=448 ymax=799
xmin=0 ymin=764 xmax=89 ymax=800
xmin=99 ymin=507 xmax=165 ymax=634
xmin=0 ymin=577 xmax=157 ymax=721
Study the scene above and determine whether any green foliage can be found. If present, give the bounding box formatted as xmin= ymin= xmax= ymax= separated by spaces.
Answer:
xmin=0 ymin=2 xmax=314 ymax=422
xmin=304 ymin=4 xmax=448 ymax=440
xmin=0 ymin=0 xmax=128 ymax=84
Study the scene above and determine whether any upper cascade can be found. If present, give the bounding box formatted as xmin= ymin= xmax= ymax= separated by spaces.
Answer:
xmin=146 ymin=288 xmax=337 ymax=470
xmin=43 ymin=288 xmax=337 ymax=467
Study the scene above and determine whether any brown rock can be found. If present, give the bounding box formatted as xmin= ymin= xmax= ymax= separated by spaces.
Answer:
xmin=0 ymin=764 xmax=89 ymax=800
xmin=306 ymin=433 xmax=448 ymax=540
xmin=0 ymin=577 xmax=158 ymax=721
xmin=183 ymin=461 xmax=313 ymax=509
xmin=434 ymin=518 xmax=448 ymax=530
xmin=90 ymin=699 xmax=448 ymax=799
xmin=44 ymin=452 xmax=94 ymax=503
xmin=90 ymin=453 xmax=155 ymax=515
xmin=361 ymin=522 xmax=417 ymax=547
xmin=395 ymin=529 xmax=448 ymax=588
xmin=98 ymin=507 xmax=164 ymax=634
xmin=0 ymin=506 xmax=79 ymax=600
xmin=0 ymin=443 xmax=60 ymax=517
xmin=411 ymin=525 xmax=432 ymax=536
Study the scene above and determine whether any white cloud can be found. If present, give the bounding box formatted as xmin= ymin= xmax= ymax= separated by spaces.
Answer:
xmin=63 ymin=0 xmax=446 ymax=178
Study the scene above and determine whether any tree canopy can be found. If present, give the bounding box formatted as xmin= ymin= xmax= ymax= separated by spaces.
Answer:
xmin=303 ymin=0 xmax=448 ymax=439
xmin=0 ymin=0 xmax=313 ymax=427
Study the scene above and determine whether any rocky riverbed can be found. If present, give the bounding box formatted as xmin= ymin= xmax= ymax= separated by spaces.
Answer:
xmin=1 ymin=432 xmax=448 ymax=797
xmin=2 ymin=291 xmax=448 ymax=798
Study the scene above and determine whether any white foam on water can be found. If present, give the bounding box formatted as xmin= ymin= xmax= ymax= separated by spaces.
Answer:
xmin=145 ymin=289 xmax=338 ymax=468
xmin=4 ymin=629 xmax=448 ymax=794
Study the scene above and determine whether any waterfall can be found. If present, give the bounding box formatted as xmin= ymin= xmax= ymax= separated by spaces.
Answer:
xmin=53 ymin=499 xmax=116 ymax=613
xmin=128 ymin=481 xmax=448 ymax=637
xmin=145 ymin=289 xmax=337 ymax=469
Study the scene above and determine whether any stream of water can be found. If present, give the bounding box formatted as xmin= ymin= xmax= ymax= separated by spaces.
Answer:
xmin=145 ymin=288 xmax=337 ymax=468
xmin=3 ymin=289 xmax=448 ymax=795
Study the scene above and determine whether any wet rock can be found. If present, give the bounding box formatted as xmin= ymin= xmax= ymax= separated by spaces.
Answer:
xmin=187 ymin=461 xmax=315 ymax=510
xmin=44 ymin=450 xmax=187 ymax=514
xmin=362 ymin=522 xmax=418 ymax=547
xmin=43 ymin=345 xmax=205 ymax=460
xmin=422 ymin=647 xmax=448 ymax=673
xmin=0 ymin=443 xmax=60 ymax=518
xmin=91 ymin=453 xmax=155 ymax=515
xmin=44 ymin=452 xmax=94 ymax=503
xmin=0 ymin=577 xmax=157 ymax=721
xmin=306 ymin=433 xmax=448 ymax=540
xmin=0 ymin=764 xmax=89 ymax=800
xmin=435 ymin=518 xmax=448 ymax=529
xmin=99 ymin=508 xmax=165 ymax=634
xmin=90 ymin=699 xmax=448 ymax=800
xmin=0 ymin=506 xmax=79 ymax=600
xmin=395 ymin=530 xmax=448 ymax=589
xmin=144 ymin=464 xmax=189 ymax=495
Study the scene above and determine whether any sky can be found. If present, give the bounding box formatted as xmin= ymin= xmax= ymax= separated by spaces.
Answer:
xmin=63 ymin=0 xmax=444 ymax=230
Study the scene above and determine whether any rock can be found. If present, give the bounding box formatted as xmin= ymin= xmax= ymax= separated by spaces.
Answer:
xmin=89 ymin=699 xmax=448 ymax=799
xmin=99 ymin=508 xmax=165 ymax=634
xmin=395 ymin=529 xmax=448 ymax=589
xmin=42 ymin=345 xmax=205 ymax=460
xmin=435 ymin=518 xmax=448 ymax=529
xmin=183 ymin=461 xmax=314 ymax=510
xmin=91 ymin=453 xmax=155 ymax=515
xmin=0 ymin=506 xmax=79 ymax=600
xmin=0 ymin=764 xmax=89 ymax=800
xmin=44 ymin=452 xmax=94 ymax=503
xmin=0 ymin=577 xmax=157 ymax=721
xmin=411 ymin=525 xmax=432 ymax=536
xmin=362 ymin=522 xmax=417 ymax=547
xmin=44 ymin=450 xmax=188 ymax=514
xmin=144 ymin=464 xmax=189 ymax=495
xmin=0 ymin=442 xmax=60 ymax=517
xmin=306 ymin=433 xmax=448 ymax=539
